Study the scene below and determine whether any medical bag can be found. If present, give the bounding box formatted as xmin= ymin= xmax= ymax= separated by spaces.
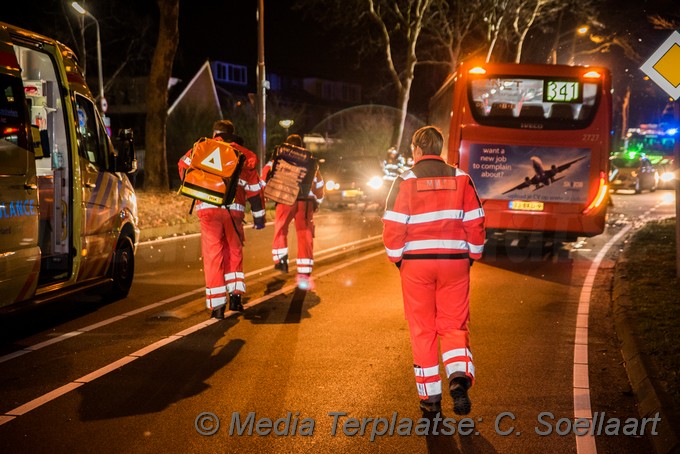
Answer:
xmin=179 ymin=137 xmax=245 ymax=206
xmin=264 ymin=143 xmax=316 ymax=205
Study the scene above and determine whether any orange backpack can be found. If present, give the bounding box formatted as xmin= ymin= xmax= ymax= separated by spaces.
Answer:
xmin=179 ymin=137 xmax=245 ymax=207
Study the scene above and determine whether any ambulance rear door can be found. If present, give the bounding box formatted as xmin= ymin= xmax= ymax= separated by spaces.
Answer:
xmin=0 ymin=26 xmax=40 ymax=307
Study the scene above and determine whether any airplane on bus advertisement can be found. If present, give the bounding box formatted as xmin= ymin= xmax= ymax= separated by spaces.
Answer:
xmin=466 ymin=143 xmax=591 ymax=203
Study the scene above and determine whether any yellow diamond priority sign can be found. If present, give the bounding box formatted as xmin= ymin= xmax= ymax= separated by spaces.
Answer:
xmin=641 ymin=31 xmax=680 ymax=99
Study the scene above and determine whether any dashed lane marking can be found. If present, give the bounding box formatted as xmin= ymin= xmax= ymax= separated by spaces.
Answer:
xmin=0 ymin=235 xmax=382 ymax=364
xmin=0 ymin=249 xmax=386 ymax=426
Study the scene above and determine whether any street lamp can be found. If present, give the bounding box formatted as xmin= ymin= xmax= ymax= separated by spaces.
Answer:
xmin=279 ymin=119 xmax=294 ymax=136
xmin=569 ymin=25 xmax=590 ymax=65
xmin=71 ymin=2 xmax=106 ymax=114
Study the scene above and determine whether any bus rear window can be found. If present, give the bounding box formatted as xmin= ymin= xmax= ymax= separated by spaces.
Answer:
xmin=469 ymin=76 xmax=600 ymax=129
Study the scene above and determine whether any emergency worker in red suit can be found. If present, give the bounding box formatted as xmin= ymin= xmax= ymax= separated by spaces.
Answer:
xmin=382 ymin=126 xmax=485 ymax=415
xmin=178 ymin=120 xmax=266 ymax=319
xmin=261 ymin=134 xmax=324 ymax=290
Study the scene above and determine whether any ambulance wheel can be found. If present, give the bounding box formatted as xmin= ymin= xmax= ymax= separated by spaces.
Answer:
xmin=108 ymin=235 xmax=135 ymax=300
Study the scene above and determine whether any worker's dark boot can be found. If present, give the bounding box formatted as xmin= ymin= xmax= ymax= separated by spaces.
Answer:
xmin=229 ymin=294 xmax=244 ymax=312
xmin=274 ymin=255 xmax=289 ymax=273
xmin=450 ymin=376 xmax=472 ymax=415
xmin=210 ymin=305 xmax=225 ymax=320
xmin=419 ymin=398 xmax=442 ymax=414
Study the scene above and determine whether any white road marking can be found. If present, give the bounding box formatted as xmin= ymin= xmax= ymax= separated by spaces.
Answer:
xmin=574 ymin=224 xmax=631 ymax=454
xmin=574 ymin=200 xmax=664 ymax=453
xmin=0 ymin=235 xmax=382 ymax=364
xmin=0 ymin=289 xmax=202 ymax=364
xmin=0 ymin=249 xmax=386 ymax=425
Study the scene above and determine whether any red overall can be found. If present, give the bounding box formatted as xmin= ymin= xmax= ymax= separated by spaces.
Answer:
xmin=382 ymin=155 xmax=485 ymax=402
xmin=179 ymin=139 xmax=264 ymax=310
xmin=262 ymin=159 xmax=324 ymax=278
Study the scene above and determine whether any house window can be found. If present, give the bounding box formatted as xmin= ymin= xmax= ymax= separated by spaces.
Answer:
xmin=214 ymin=62 xmax=247 ymax=85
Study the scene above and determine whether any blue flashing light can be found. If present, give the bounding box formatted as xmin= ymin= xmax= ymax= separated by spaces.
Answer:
xmin=665 ymin=128 xmax=678 ymax=136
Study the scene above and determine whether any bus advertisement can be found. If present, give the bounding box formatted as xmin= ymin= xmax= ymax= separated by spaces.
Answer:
xmin=430 ymin=61 xmax=612 ymax=243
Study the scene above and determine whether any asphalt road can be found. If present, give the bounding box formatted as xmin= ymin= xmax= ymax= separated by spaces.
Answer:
xmin=0 ymin=190 xmax=674 ymax=453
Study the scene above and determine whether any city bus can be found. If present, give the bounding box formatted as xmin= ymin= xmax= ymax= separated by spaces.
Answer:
xmin=430 ymin=61 xmax=612 ymax=243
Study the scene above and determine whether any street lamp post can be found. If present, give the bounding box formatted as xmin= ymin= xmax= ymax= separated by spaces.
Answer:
xmin=279 ymin=119 xmax=294 ymax=137
xmin=256 ymin=0 xmax=267 ymax=171
xmin=569 ymin=25 xmax=590 ymax=65
xmin=71 ymin=2 xmax=106 ymax=114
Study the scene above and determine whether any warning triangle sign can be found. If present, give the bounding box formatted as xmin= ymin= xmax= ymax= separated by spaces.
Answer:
xmin=201 ymin=147 xmax=223 ymax=172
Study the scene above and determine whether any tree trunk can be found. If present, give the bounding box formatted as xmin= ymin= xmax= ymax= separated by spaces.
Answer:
xmin=392 ymin=78 xmax=413 ymax=150
xmin=621 ymin=84 xmax=631 ymax=141
xmin=144 ymin=0 xmax=179 ymax=190
xmin=486 ymin=15 xmax=504 ymax=62
xmin=513 ymin=1 xmax=542 ymax=64
xmin=367 ymin=0 xmax=431 ymax=152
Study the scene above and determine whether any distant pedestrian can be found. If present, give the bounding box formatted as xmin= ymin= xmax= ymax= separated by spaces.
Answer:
xmin=261 ymin=134 xmax=324 ymax=290
xmin=178 ymin=120 xmax=266 ymax=319
xmin=382 ymin=126 xmax=486 ymax=415
xmin=382 ymin=146 xmax=406 ymax=181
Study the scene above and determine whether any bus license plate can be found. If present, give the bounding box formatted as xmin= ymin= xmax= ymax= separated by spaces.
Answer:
xmin=342 ymin=189 xmax=361 ymax=198
xmin=509 ymin=200 xmax=544 ymax=211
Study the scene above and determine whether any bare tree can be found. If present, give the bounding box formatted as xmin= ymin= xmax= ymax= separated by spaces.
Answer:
xmin=648 ymin=14 xmax=680 ymax=30
xmin=366 ymin=0 xmax=436 ymax=150
xmin=419 ymin=0 xmax=487 ymax=74
xmin=509 ymin=0 xmax=567 ymax=63
xmin=144 ymin=0 xmax=179 ymax=191
xmin=482 ymin=0 xmax=511 ymax=62
xmin=580 ymin=32 xmax=641 ymax=61
xmin=296 ymin=0 xmax=437 ymax=151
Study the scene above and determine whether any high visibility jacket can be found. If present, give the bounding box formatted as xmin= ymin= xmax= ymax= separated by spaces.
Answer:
xmin=263 ymin=157 xmax=324 ymax=276
xmin=177 ymin=137 xmax=264 ymax=309
xmin=178 ymin=137 xmax=265 ymax=221
xmin=382 ymin=155 xmax=485 ymax=262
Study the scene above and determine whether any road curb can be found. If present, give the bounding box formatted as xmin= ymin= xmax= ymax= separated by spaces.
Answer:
xmin=613 ymin=254 xmax=680 ymax=454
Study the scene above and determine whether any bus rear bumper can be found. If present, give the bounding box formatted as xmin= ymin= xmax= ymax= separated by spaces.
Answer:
xmin=484 ymin=210 xmax=605 ymax=242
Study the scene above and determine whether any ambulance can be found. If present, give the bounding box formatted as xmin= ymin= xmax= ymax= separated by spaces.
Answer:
xmin=0 ymin=22 xmax=139 ymax=309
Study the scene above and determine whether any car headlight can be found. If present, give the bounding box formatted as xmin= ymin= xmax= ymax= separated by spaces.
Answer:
xmin=325 ymin=180 xmax=340 ymax=191
xmin=366 ymin=176 xmax=384 ymax=190
xmin=661 ymin=172 xmax=675 ymax=182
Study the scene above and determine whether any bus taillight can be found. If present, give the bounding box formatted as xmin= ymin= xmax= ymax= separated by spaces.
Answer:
xmin=583 ymin=171 xmax=608 ymax=214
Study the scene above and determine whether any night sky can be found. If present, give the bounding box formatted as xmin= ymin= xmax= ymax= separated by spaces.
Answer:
xmin=0 ymin=1 xmax=344 ymax=79
xmin=1 ymin=0 xmax=678 ymax=123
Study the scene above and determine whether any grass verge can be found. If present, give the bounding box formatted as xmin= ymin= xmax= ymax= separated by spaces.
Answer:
xmin=624 ymin=217 xmax=679 ymax=408
xmin=135 ymin=190 xmax=277 ymax=230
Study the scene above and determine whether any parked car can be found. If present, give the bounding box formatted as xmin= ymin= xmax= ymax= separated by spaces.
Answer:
xmin=319 ymin=155 xmax=387 ymax=209
xmin=653 ymin=156 xmax=676 ymax=189
xmin=609 ymin=155 xmax=658 ymax=193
